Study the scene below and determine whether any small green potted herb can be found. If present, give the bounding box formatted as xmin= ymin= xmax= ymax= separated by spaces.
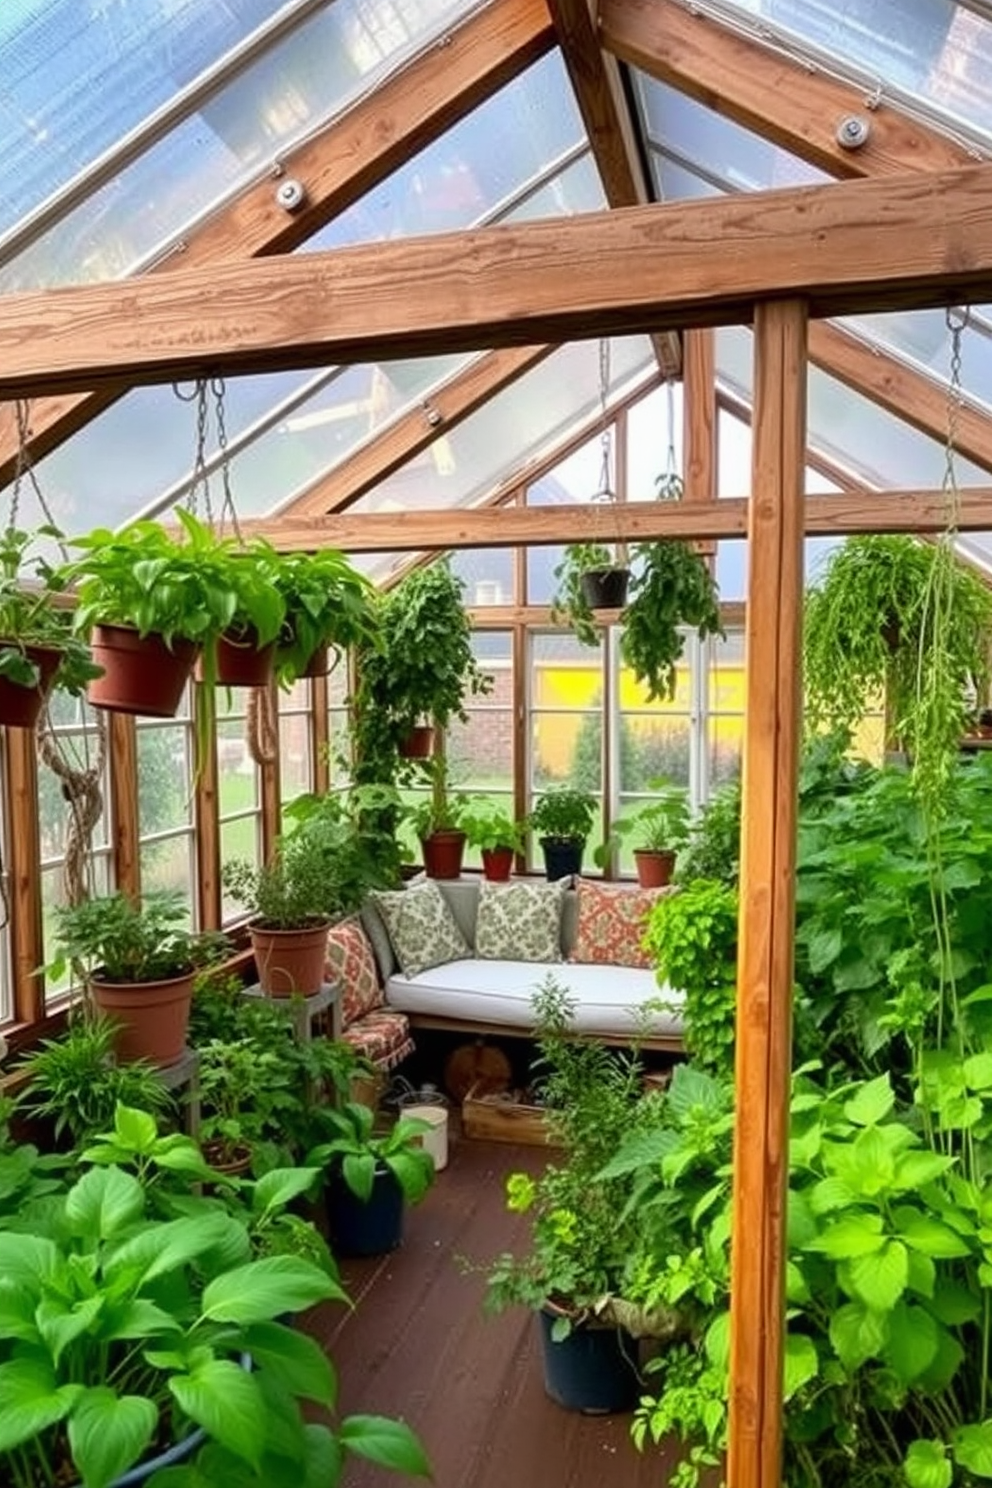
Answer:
xmin=595 ymin=779 xmax=690 ymax=886
xmin=222 ymin=835 xmax=334 ymax=999
xmin=309 ymin=1100 xmax=435 ymax=1256
xmin=406 ymin=753 xmax=470 ymax=879
xmin=529 ymin=786 xmax=597 ymax=879
xmin=461 ymin=800 xmax=526 ymax=881
xmin=196 ymin=1035 xmax=297 ymax=1175
xmin=48 ymin=891 xmax=230 ymax=1068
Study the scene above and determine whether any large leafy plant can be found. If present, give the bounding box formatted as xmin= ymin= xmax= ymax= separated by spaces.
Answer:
xmin=0 ymin=526 xmax=100 ymax=696
xmin=642 ymin=879 xmax=738 ymax=1074
xmin=273 ymin=548 xmax=378 ymax=689
xmin=308 ymin=1101 xmax=435 ymax=1206
xmin=48 ymin=890 xmax=230 ymax=985
xmin=550 ymin=541 xmax=623 ymax=647
xmin=620 ymin=540 xmax=724 ymax=702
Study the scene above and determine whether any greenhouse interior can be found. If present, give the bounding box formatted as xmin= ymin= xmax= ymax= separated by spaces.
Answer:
xmin=3 ymin=2 xmax=992 ymax=1486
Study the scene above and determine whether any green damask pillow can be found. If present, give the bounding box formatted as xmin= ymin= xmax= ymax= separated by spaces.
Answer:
xmin=371 ymin=880 xmax=471 ymax=979
xmin=475 ymin=879 xmax=565 ymax=962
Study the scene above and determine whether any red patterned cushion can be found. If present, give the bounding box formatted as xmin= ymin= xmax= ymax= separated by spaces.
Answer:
xmin=570 ymin=880 xmax=673 ymax=969
xmin=342 ymin=1009 xmax=415 ymax=1070
xmin=325 ymin=918 xmax=383 ymax=1026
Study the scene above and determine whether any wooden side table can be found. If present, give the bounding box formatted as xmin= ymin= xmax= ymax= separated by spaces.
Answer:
xmin=154 ymin=1047 xmax=201 ymax=1136
xmin=240 ymin=983 xmax=342 ymax=1043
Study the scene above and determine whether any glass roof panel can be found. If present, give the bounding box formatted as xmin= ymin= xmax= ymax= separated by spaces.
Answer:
xmin=352 ymin=337 xmax=656 ymax=513
xmin=1 ymin=0 xmax=479 ymax=291
xmin=839 ymin=309 xmax=992 ymax=417
xmin=714 ymin=1 xmax=992 ymax=147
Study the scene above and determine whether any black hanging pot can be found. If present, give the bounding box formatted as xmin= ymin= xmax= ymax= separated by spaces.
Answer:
xmin=538 ymin=1309 xmax=641 ymax=1415
xmin=579 ymin=568 xmax=630 ymax=611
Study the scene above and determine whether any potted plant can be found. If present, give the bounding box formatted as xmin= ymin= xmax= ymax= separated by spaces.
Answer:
xmin=529 ymin=786 xmax=597 ymax=879
xmin=272 ymin=547 xmax=379 ymax=687
xmin=462 ymin=800 xmax=526 ymax=881
xmin=0 ymin=1103 xmax=431 ymax=1488
xmin=208 ymin=536 xmax=287 ymax=688
xmin=596 ymin=778 xmax=690 ymax=887
xmin=222 ymin=836 xmax=334 ymax=998
xmin=620 ymin=538 xmax=724 ymax=701
xmin=47 ymin=891 xmax=230 ymax=1067
xmin=308 ymin=1099 xmax=435 ymax=1257
xmin=0 ymin=527 xmax=102 ymax=728
xmin=408 ymin=753 xmax=470 ymax=879
xmin=551 ymin=541 xmax=631 ymax=645
xmin=196 ymin=1035 xmax=297 ymax=1175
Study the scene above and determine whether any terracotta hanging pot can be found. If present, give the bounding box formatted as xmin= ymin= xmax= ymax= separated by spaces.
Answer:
xmin=421 ymin=830 xmax=467 ymax=880
xmin=579 ymin=568 xmax=630 ymax=611
xmin=633 ymin=848 xmax=676 ymax=889
xmin=90 ymin=969 xmax=196 ymax=1067
xmin=481 ymin=846 xmax=514 ymax=882
xmin=209 ymin=627 xmax=276 ymax=688
xmin=399 ymin=725 xmax=434 ymax=759
xmin=302 ymin=644 xmax=330 ymax=679
xmin=88 ymin=626 xmax=198 ymax=718
xmin=0 ymin=643 xmax=63 ymax=728
xmin=249 ymin=920 xmax=330 ymax=998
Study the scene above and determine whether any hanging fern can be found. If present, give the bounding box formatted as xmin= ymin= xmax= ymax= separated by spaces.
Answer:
xmin=620 ymin=540 xmax=724 ymax=702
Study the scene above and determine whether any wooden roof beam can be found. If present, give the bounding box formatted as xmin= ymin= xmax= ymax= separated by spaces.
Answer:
xmin=4 ymin=165 xmax=992 ymax=395
xmin=277 ymin=344 xmax=555 ymax=519
xmin=0 ymin=0 xmax=554 ymax=485
xmin=545 ymin=0 xmax=680 ymax=376
xmin=242 ymin=485 xmax=992 ymax=552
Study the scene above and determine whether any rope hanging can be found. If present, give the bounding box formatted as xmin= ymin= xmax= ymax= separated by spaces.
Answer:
xmin=36 ymin=708 xmax=107 ymax=909
xmin=246 ymin=686 xmax=278 ymax=767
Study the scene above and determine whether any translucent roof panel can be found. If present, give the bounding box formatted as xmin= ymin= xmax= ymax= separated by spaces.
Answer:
xmin=353 ymin=337 xmax=656 ymax=513
xmin=839 ymin=309 xmax=992 ymax=418
xmin=714 ymin=1 xmax=992 ymax=148
xmin=717 ymin=325 xmax=990 ymax=491
xmin=1 ymin=0 xmax=478 ymax=292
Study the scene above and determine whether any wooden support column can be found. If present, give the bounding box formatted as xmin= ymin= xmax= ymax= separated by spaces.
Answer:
xmin=728 ymin=298 xmax=807 ymax=1488
xmin=108 ymin=714 xmax=140 ymax=901
xmin=194 ymin=687 xmax=221 ymax=931
xmin=6 ymin=728 xmax=44 ymax=1024
xmin=682 ymin=327 xmax=718 ymax=557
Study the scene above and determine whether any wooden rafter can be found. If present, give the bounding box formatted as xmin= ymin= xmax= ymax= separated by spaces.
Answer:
xmin=240 ymin=486 xmax=992 ymax=552
xmin=277 ymin=345 xmax=555 ymax=519
xmin=544 ymin=0 xmax=680 ymax=376
xmin=0 ymin=0 xmax=554 ymax=486
xmin=3 ymin=166 xmax=992 ymax=395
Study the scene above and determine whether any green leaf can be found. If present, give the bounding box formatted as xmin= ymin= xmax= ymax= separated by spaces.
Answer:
xmin=783 ymin=1334 xmax=818 ymax=1401
xmin=36 ymin=1295 xmax=105 ymax=1366
xmin=170 ymin=1360 xmax=266 ymax=1468
xmin=250 ymin=1168 xmax=322 ymax=1215
xmin=905 ymin=1440 xmax=952 ymax=1488
xmin=239 ymin=1321 xmax=337 ymax=1407
xmin=897 ymin=1211 xmax=972 ymax=1259
xmin=200 ymin=1256 xmax=340 ymax=1325
xmin=828 ymin=1300 xmax=888 ymax=1371
xmin=893 ymin=1151 xmax=956 ymax=1190
xmin=107 ymin=1212 xmax=235 ymax=1285
xmin=339 ymin=1415 xmax=431 ymax=1476
xmin=0 ymin=1233 xmax=58 ymax=1294
xmin=964 ymin=1052 xmax=992 ymax=1090
xmin=807 ymin=1177 xmax=859 ymax=1215
xmin=954 ymin=1422 xmax=992 ymax=1478
xmin=882 ymin=1302 xmax=939 ymax=1382
xmin=930 ymin=1281 xmax=982 ymax=1326
xmin=341 ymin=1152 xmax=375 ymax=1203
xmin=808 ymin=1213 xmax=885 ymax=1259
xmin=848 ymin=1239 xmax=909 ymax=1310
xmin=113 ymin=1103 xmax=160 ymax=1153
xmin=704 ymin=1311 xmax=730 ymax=1371
xmin=301 ymin=1423 xmax=344 ymax=1488
xmin=807 ymin=926 xmax=843 ymax=974
xmin=0 ymin=1357 xmax=81 ymax=1453
xmin=68 ymin=1387 xmax=158 ymax=1488
xmin=844 ymin=1074 xmax=894 ymax=1127
xmin=66 ymin=1165 xmax=145 ymax=1240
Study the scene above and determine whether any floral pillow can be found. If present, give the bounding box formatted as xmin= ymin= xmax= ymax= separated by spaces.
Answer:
xmin=570 ymin=879 xmax=674 ymax=970
xmin=475 ymin=880 xmax=565 ymax=962
xmin=371 ymin=880 xmax=471 ymax=980
xmin=325 ymin=917 xmax=383 ymax=1027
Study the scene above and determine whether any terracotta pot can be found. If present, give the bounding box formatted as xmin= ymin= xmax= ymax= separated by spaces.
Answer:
xmin=90 ymin=969 xmax=195 ymax=1067
xmin=481 ymin=846 xmax=514 ymax=882
xmin=249 ymin=920 xmax=330 ymax=997
xmin=88 ymin=626 xmax=198 ymax=718
xmin=633 ymin=848 xmax=676 ymax=888
xmin=209 ymin=628 xmax=276 ymax=688
xmin=302 ymin=644 xmax=329 ymax=678
xmin=579 ymin=568 xmax=630 ymax=611
xmin=203 ymin=1142 xmax=253 ymax=1179
xmin=421 ymin=829 xmax=466 ymax=880
xmin=0 ymin=642 xmax=62 ymax=728
xmin=399 ymin=725 xmax=434 ymax=759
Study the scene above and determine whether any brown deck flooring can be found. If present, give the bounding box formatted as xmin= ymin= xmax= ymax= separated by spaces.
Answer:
xmin=303 ymin=1128 xmax=679 ymax=1488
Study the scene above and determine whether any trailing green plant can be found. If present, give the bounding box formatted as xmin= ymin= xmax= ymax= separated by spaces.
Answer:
xmin=550 ymin=541 xmax=622 ymax=647
xmin=18 ymin=1013 xmax=174 ymax=1147
xmin=48 ymin=890 xmax=230 ymax=985
xmin=0 ymin=526 xmax=101 ymax=695
xmin=528 ymin=786 xmax=596 ymax=843
xmin=595 ymin=778 xmax=690 ymax=865
xmin=677 ymin=779 xmax=741 ymax=887
xmin=283 ymin=781 xmax=409 ymax=911
xmin=461 ymin=800 xmax=526 ymax=854
xmin=621 ymin=540 xmax=724 ymax=702
xmin=272 ymin=547 xmax=379 ymax=688
xmin=642 ymin=879 xmax=738 ymax=1074
xmin=308 ymin=1100 xmax=435 ymax=1206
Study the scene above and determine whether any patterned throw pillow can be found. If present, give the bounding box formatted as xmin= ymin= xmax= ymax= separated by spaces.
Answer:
xmin=371 ymin=880 xmax=471 ymax=980
xmin=570 ymin=879 xmax=673 ymax=969
xmin=475 ymin=879 xmax=565 ymax=962
xmin=325 ymin=918 xmax=383 ymax=1026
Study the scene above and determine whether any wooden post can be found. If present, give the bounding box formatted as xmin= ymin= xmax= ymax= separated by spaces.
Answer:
xmin=5 ymin=727 xmax=44 ymax=1023
xmin=193 ymin=686 xmax=221 ymax=931
xmin=108 ymin=713 xmax=140 ymax=901
xmin=682 ymin=327 xmax=717 ymax=559
xmin=727 ymin=298 xmax=807 ymax=1488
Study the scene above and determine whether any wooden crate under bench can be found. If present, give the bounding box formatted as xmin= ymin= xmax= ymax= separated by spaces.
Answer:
xmin=461 ymin=1082 xmax=561 ymax=1146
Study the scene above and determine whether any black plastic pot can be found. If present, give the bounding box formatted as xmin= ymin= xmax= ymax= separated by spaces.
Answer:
xmin=327 ymin=1164 xmax=404 ymax=1257
xmin=538 ymin=1309 xmax=641 ymax=1415
xmin=579 ymin=568 xmax=630 ymax=611
xmin=539 ymin=835 xmax=585 ymax=882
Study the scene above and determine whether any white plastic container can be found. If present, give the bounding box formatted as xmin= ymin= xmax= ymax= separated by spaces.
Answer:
xmin=404 ymin=1101 xmax=449 ymax=1171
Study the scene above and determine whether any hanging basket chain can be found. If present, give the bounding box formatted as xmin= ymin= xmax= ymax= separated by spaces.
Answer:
xmin=173 ymin=379 xmax=213 ymax=526
xmin=943 ymin=306 xmax=967 ymax=526
xmin=10 ymin=401 xmax=70 ymax=560
xmin=212 ymin=376 xmax=244 ymax=546
xmin=656 ymin=379 xmax=682 ymax=502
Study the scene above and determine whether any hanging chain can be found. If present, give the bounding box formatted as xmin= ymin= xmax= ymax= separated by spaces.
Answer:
xmin=212 ymin=376 xmax=244 ymax=545
xmin=8 ymin=401 xmax=70 ymax=558
xmin=656 ymin=378 xmax=682 ymax=501
xmin=592 ymin=337 xmax=615 ymax=504
xmin=173 ymin=379 xmax=213 ymax=526
xmin=942 ymin=306 xmax=967 ymax=527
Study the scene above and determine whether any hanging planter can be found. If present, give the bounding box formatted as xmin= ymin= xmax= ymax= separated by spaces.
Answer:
xmin=210 ymin=625 xmax=277 ymax=688
xmin=302 ymin=643 xmax=330 ymax=678
xmin=579 ymin=566 xmax=631 ymax=611
xmin=399 ymin=724 xmax=435 ymax=759
xmin=0 ymin=642 xmax=63 ymax=728
xmin=88 ymin=625 xmax=198 ymax=718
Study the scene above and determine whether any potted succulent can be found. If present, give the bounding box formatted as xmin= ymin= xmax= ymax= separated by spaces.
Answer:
xmin=551 ymin=541 xmax=631 ymax=646
xmin=0 ymin=1103 xmax=431 ymax=1488
xmin=308 ymin=1099 xmax=435 ymax=1257
xmin=47 ymin=891 xmax=230 ymax=1067
xmin=461 ymin=800 xmax=526 ymax=881
xmin=0 ymin=526 xmax=102 ymax=728
xmin=595 ymin=778 xmax=690 ymax=887
xmin=272 ymin=546 xmax=379 ymax=687
xmin=529 ymin=786 xmax=597 ymax=880
xmin=222 ymin=836 xmax=334 ymax=999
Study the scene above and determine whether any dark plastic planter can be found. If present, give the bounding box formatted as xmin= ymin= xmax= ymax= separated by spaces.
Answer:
xmin=327 ymin=1164 xmax=404 ymax=1257
xmin=538 ymin=1309 xmax=640 ymax=1415
xmin=579 ymin=568 xmax=630 ymax=611
xmin=539 ymin=836 xmax=585 ymax=882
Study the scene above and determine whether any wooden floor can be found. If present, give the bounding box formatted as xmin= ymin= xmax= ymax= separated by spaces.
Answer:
xmin=304 ymin=1128 xmax=679 ymax=1487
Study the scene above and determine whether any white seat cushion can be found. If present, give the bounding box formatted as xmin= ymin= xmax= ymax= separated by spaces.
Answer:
xmin=384 ymin=958 xmax=682 ymax=1041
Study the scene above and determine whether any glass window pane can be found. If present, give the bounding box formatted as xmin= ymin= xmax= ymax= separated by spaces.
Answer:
xmin=141 ymin=835 xmax=195 ymax=903
xmin=138 ymin=725 xmax=192 ymax=837
xmin=451 ymin=548 xmax=515 ymax=607
xmin=280 ymin=681 xmax=313 ymax=808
